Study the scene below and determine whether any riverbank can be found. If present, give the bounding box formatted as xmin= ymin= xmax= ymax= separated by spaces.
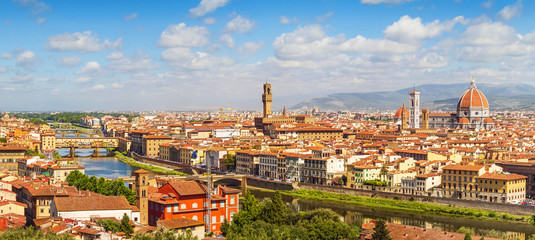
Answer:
xmin=114 ymin=152 xmax=187 ymax=176
xmin=279 ymin=189 xmax=533 ymax=225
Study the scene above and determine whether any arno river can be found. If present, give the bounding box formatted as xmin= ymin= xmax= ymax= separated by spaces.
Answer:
xmin=66 ymin=154 xmax=535 ymax=239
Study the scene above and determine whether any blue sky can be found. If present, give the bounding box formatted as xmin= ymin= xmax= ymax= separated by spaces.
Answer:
xmin=0 ymin=0 xmax=534 ymax=111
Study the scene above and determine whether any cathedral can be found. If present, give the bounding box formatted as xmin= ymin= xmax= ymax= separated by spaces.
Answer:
xmin=394 ymin=77 xmax=494 ymax=130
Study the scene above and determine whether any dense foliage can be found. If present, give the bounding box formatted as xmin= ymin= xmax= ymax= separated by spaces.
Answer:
xmin=132 ymin=230 xmax=198 ymax=240
xmin=97 ymin=213 xmax=133 ymax=237
xmin=0 ymin=227 xmax=74 ymax=240
xmin=66 ymin=170 xmax=136 ymax=203
xmin=7 ymin=112 xmax=137 ymax=124
xmin=224 ymin=154 xmax=236 ymax=171
xmin=363 ymin=179 xmax=388 ymax=187
xmin=25 ymin=149 xmax=44 ymax=159
xmin=221 ymin=191 xmax=360 ymax=240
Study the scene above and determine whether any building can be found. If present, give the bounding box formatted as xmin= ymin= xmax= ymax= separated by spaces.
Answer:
xmin=130 ymin=130 xmax=150 ymax=155
xmin=477 ymin=172 xmax=526 ymax=203
xmin=346 ymin=165 xmax=380 ymax=188
xmin=303 ymin=157 xmax=327 ymax=185
xmin=442 ymin=163 xmax=502 ymax=200
xmin=258 ymin=153 xmax=279 ymax=179
xmin=394 ymin=77 xmax=495 ymax=130
xmin=40 ymin=133 xmax=56 ymax=152
xmin=142 ymin=135 xmax=172 ymax=158
xmin=51 ymin=195 xmax=136 ymax=222
xmin=285 ymin=153 xmax=304 ymax=183
xmin=135 ymin=169 xmax=149 ymax=225
xmin=236 ymin=151 xmax=259 ymax=175
xmin=0 ymin=144 xmax=26 ymax=172
xmin=495 ymin=161 xmax=535 ymax=197
xmin=157 ymin=218 xmax=205 ymax=239
xmin=146 ymin=180 xmax=240 ymax=235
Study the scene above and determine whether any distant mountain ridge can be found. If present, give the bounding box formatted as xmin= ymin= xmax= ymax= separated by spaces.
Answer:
xmin=291 ymin=83 xmax=535 ymax=111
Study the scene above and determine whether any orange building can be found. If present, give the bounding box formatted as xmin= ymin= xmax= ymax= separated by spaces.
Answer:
xmin=148 ymin=180 xmax=240 ymax=234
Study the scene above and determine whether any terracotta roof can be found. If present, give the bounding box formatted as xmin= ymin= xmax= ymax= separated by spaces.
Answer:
xmin=457 ymin=88 xmax=489 ymax=109
xmin=478 ymin=173 xmax=527 ymax=181
xmin=143 ymin=135 xmax=172 ymax=139
xmin=443 ymin=164 xmax=484 ymax=171
xmin=158 ymin=218 xmax=204 ymax=229
xmin=54 ymin=195 xmax=131 ymax=212
xmin=168 ymin=181 xmax=206 ymax=196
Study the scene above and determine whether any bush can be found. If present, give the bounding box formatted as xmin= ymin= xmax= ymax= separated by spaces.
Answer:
xmin=409 ymin=196 xmax=415 ymax=201
xmin=488 ymin=212 xmax=496 ymax=218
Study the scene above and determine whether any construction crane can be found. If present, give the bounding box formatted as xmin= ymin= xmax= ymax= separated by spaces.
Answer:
xmin=204 ymin=147 xmax=213 ymax=233
xmin=219 ymin=107 xmax=232 ymax=120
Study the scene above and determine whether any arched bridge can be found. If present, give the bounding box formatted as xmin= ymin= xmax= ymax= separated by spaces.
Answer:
xmin=119 ymin=174 xmax=248 ymax=188
xmin=55 ymin=137 xmax=119 ymax=148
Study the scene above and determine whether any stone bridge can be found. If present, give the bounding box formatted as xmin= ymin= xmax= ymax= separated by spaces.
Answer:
xmin=55 ymin=137 xmax=119 ymax=148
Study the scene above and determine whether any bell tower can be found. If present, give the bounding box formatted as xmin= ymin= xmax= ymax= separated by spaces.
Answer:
xmin=134 ymin=169 xmax=149 ymax=225
xmin=409 ymin=89 xmax=420 ymax=128
xmin=262 ymin=81 xmax=272 ymax=118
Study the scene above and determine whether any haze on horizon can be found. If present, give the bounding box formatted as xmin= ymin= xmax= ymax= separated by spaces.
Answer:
xmin=1 ymin=0 xmax=534 ymax=111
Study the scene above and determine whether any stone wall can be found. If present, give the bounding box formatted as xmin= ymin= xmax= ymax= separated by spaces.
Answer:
xmin=299 ymin=183 xmax=535 ymax=215
xmin=246 ymin=176 xmax=295 ymax=191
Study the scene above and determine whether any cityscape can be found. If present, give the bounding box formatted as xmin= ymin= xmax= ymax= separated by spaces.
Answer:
xmin=2 ymin=0 xmax=535 ymax=240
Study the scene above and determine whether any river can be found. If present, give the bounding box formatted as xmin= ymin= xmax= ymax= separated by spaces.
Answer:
xmin=247 ymin=188 xmax=535 ymax=240
xmin=56 ymin=148 xmax=139 ymax=178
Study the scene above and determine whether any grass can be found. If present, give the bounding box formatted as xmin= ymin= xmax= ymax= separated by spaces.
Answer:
xmin=114 ymin=152 xmax=187 ymax=176
xmin=281 ymin=189 xmax=532 ymax=224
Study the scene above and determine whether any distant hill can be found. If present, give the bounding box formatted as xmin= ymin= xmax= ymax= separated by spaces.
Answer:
xmin=291 ymin=83 xmax=535 ymax=111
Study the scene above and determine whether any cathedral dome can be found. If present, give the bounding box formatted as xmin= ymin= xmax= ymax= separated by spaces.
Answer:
xmin=457 ymin=78 xmax=489 ymax=111
xmin=394 ymin=102 xmax=409 ymax=118
xmin=484 ymin=117 xmax=494 ymax=124
xmin=459 ymin=117 xmax=470 ymax=124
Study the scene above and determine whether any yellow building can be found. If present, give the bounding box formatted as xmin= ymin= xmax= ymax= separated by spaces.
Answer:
xmin=0 ymin=144 xmax=26 ymax=172
xmin=40 ymin=133 xmax=56 ymax=152
xmin=346 ymin=165 xmax=380 ymax=188
xmin=274 ymin=126 xmax=343 ymax=140
xmin=142 ymin=135 xmax=172 ymax=158
xmin=477 ymin=173 xmax=526 ymax=203
xmin=0 ymin=200 xmax=26 ymax=215
xmin=442 ymin=164 xmax=485 ymax=200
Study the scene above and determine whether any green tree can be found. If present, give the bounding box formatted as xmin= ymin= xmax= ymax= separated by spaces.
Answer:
xmin=224 ymin=154 xmax=236 ymax=171
xmin=371 ymin=219 xmax=391 ymax=240
xmin=0 ymin=226 xmax=74 ymax=240
xmin=121 ymin=213 xmax=134 ymax=237
xmin=0 ymin=138 xmax=6 ymax=143
xmin=379 ymin=165 xmax=388 ymax=181
xmin=464 ymin=232 xmax=472 ymax=240
xmin=98 ymin=219 xmax=121 ymax=233
xmin=261 ymin=191 xmax=288 ymax=225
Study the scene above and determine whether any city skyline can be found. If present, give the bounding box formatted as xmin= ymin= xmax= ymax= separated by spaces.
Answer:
xmin=1 ymin=0 xmax=535 ymax=111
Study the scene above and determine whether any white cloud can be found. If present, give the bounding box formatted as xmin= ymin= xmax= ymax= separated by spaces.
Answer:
xmin=87 ymin=84 xmax=105 ymax=91
xmin=161 ymin=47 xmax=234 ymax=69
xmin=47 ymin=77 xmax=65 ymax=84
xmin=498 ymin=1 xmax=522 ymax=21
xmin=11 ymin=74 xmax=33 ymax=83
xmin=1 ymin=53 xmax=12 ymax=59
xmin=220 ymin=34 xmax=234 ymax=48
xmin=36 ymin=17 xmax=46 ymax=24
xmin=461 ymin=22 xmax=517 ymax=46
xmin=383 ymin=15 xmax=464 ymax=44
xmin=58 ymin=55 xmax=82 ymax=67
xmin=204 ymin=17 xmax=216 ymax=24
xmin=0 ymin=67 xmax=7 ymax=73
xmin=273 ymin=24 xmax=418 ymax=61
xmin=112 ymin=82 xmax=124 ymax=88
xmin=189 ymin=0 xmax=230 ymax=17
xmin=76 ymin=77 xmax=91 ymax=83
xmin=125 ymin=13 xmax=138 ymax=21
xmin=14 ymin=0 xmax=50 ymax=14
xmin=481 ymin=0 xmax=493 ymax=9
xmin=238 ymin=41 xmax=263 ymax=54
xmin=158 ymin=23 xmax=209 ymax=48
xmin=75 ymin=61 xmax=101 ymax=75
xmin=16 ymin=50 xmax=39 ymax=68
xmin=361 ymin=0 xmax=411 ymax=4
xmin=279 ymin=16 xmax=291 ymax=24
xmin=224 ymin=16 xmax=255 ymax=34
xmin=44 ymin=31 xmax=122 ymax=53
xmin=106 ymin=51 xmax=125 ymax=60
xmin=1 ymin=87 xmax=14 ymax=91
xmin=316 ymin=11 xmax=334 ymax=23
xmin=108 ymin=51 xmax=157 ymax=73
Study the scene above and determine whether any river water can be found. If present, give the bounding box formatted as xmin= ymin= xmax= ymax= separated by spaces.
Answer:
xmin=247 ymin=188 xmax=535 ymax=240
xmin=56 ymin=149 xmax=138 ymax=178
xmin=64 ymin=154 xmax=534 ymax=239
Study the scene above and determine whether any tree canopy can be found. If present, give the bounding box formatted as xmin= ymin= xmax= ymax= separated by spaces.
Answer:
xmin=66 ymin=170 xmax=136 ymax=203
xmin=222 ymin=190 xmax=359 ymax=240
xmin=0 ymin=227 xmax=74 ymax=240
xmin=371 ymin=219 xmax=392 ymax=240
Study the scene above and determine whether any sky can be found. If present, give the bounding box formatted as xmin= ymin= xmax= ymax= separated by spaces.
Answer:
xmin=1 ymin=0 xmax=534 ymax=111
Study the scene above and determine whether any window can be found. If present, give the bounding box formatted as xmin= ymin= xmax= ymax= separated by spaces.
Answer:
xmin=174 ymin=204 xmax=178 ymax=212
xmin=212 ymin=203 xmax=216 ymax=208
xmin=161 ymin=205 xmax=164 ymax=212
xmin=181 ymin=204 xmax=186 ymax=209
xmin=220 ymin=202 xmax=225 ymax=208
xmin=192 ymin=203 xmax=198 ymax=208
xmin=220 ymin=215 xmax=224 ymax=223
xmin=167 ymin=205 xmax=171 ymax=213
xmin=212 ymin=216 xmax=216 ymax=223
xmin=192 ymin=215 xmax=198 ymax=220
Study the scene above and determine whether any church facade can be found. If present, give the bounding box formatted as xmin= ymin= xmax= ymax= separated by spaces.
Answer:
xmin=394 ymin=78 xmax=494 ymax=130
